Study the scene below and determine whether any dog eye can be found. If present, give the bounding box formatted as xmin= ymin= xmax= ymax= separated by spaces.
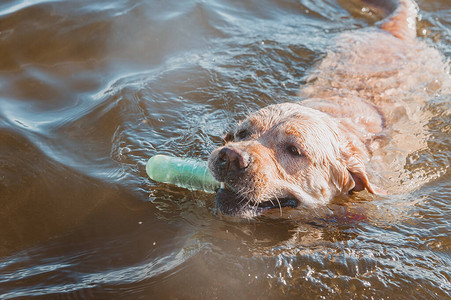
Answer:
xmin=287 ymin=145 xmax=304 ymax=157
xmin=223 ymin=131 xmax=235 ymax=144
xmin=236 ymin=129 xmax=248 ymax=140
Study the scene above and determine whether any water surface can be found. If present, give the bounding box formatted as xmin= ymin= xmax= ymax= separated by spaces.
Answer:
xmin=0 ymin=0 xmax=450 ymax=298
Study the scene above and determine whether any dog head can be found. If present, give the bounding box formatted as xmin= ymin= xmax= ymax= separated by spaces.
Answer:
xmin=208 ymin=103 xmax=386 ymax=217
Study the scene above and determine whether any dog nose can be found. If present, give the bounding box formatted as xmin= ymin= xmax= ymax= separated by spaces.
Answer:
xmin=218 ymin=147 xmax=251 ymax=172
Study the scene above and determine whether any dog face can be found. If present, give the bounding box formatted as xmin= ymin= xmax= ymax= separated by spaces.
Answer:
xmin=208 ymin=103 xmax=384 ymax=217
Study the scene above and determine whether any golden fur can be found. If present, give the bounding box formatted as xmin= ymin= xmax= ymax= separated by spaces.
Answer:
xmin=208 ymin=0 xmax=450 ymax=216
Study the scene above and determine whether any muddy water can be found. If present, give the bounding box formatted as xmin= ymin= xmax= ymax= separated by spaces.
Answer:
xmin=0 ymin=0 xmax=450 ymax=298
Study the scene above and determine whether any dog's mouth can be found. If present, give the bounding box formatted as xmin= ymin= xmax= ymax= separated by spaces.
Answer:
xmin=215 ymin=184 xmax=299 ymax=217
xmin=256 ymin=197 xmax=298 ymax=209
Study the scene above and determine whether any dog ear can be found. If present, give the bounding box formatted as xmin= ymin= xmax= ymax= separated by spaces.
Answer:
xmin=341 ymin=141 xmax=388 ymax=196
xmin=346 ymin=155 xmax=388 ymax=195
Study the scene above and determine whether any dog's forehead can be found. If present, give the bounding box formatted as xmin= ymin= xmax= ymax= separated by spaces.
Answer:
xmin=242 ymin=103 xmax=325 ymax=132
xmin=238 ymin=103 xmax=341 ymax=154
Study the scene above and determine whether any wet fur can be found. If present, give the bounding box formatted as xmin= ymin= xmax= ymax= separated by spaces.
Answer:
xmin=209 ymin=0 xmax=450 ymax=217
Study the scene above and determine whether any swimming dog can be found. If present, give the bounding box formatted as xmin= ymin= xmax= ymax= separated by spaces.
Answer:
xmin=208 ymin=0 xmax=449 ymax=217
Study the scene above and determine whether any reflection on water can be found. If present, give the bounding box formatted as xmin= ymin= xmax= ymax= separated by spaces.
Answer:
xmin=0 ymin=0 xmax=450 ymax=298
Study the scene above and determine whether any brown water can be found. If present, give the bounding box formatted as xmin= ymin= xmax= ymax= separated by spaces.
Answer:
xmin=0 ymin=0 xmax=450 ymax=298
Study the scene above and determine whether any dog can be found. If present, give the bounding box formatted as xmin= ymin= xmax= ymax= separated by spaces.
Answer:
xmin=208 ymin=0 xmax=450 ymax=217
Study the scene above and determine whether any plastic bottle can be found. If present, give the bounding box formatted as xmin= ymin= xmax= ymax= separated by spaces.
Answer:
xmin=146 ymin=154 xmax=221 ymax=193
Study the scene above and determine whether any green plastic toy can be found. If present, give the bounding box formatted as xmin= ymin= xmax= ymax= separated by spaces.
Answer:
xmin=146 ymin=154 xmax=221 ymax=193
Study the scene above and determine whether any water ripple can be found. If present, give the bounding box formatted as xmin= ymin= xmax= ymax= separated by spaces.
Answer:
xmin=0 ymin=0 xmax=450 ymax=298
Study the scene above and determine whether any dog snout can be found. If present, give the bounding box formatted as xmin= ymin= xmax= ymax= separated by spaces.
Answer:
xmin=217 ymin=146 xmax=251 ymax=173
